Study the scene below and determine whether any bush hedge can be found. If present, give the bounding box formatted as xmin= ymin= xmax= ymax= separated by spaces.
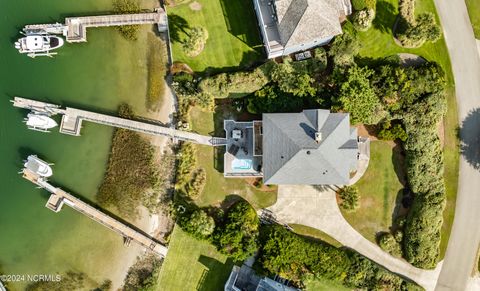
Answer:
xmin=258 ymin=225 xmax=422 ymax=290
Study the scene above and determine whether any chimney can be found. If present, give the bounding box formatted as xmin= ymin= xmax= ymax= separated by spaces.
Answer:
xmin=315 ymin=131 xmax=322 ymax=143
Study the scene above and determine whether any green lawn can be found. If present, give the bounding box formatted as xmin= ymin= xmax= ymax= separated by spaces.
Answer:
xmin=341 ymin=141 xmax=404 ymax=243
xmin=158 ymin=226 xmax=234 ymax=291
xmin=356 ymin=0 xmax=459 ymax=257
xmin=303 ymin=275 xmax=351 ymax=291
xmin=465 ymin=0 xmax=480 ymax=38
xmin=167 ymin=0 xmax=264 ymax=73
xmin=189 ymin=106 xmax=277 ymax=209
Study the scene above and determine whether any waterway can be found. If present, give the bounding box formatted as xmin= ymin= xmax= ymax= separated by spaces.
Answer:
xmin=0 ymin=0 xmax=157 ymax=289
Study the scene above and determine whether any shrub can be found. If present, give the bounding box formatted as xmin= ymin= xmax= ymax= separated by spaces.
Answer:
xmin=185 ymin=168 xmax=206 ymax=198
xmin=398 ymin=0 xmax=415 ymax=26
xmin=122 ymin=255 xmax=162 ymax=291
xmin=328 ymin=23 xmax=361 ymax=67
xmin=397 ymin=0 xmax=441 ymax=48
xmin=175 ymin=143 xmax=197 ymax=187
xmin=113 ymin=0 xmax=141 ymax=40
xmin=378 ymin=232 xmax=403 ymax=257
xmin=182 ymin=26 xmax=208 ymax=57
xmin=352 ymin=0 xmax=376 ymax=10
xmin=183 ymin=210 xmax=215 ymax=239
xmin=397 ymin=13 xmax=441 ymax=48
xmin=258 ymin=225 xmax=421 ymax=289
xmin=215 ymin=201 xmax=260 ymax=261
xmin=338 ymin=186 xmax=360 ymax=210
xmin=378 ymin=121 xmax=408 ymax=141
xmin=198 ymin=64 xmax=271 ymax=98
xmin=352 ymin=9 xmax=375 ymax=31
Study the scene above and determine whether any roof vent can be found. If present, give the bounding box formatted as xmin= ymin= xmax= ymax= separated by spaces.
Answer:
xmin=315 ymin=132 xmax=322 ymax=143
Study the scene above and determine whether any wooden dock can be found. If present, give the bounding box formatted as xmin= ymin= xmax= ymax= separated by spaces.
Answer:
xmin=22 ymin=168 xmax=168 ymax=257
xmin=24 ymin=9 xmax=168 ymax=43
xmin=12 ymin=97 xmax=227 ymax=146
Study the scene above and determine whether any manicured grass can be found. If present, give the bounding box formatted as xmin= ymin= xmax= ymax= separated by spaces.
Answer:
xmin=465 ymin=0 xmax=480 ymax=38
xmin=356 ymin=0 xmax=459 ymax=257
xmin=157 ymin=226 xmax=234 ymax=291
xmin=303 ymin=275 xmax=351 ymax=291
xmin=290 ymin=224 xmax=342 ymax=248
xmin=167 ymin=0 xmax=264 ymax=73
xmin=189 ymin=106 xmax=277 ymax=209
xmin=341 ymin=141 xmax=404 ymax=243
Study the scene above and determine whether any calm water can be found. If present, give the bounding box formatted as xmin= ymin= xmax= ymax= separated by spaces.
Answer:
xmin=0 ymin=0 xmax=155 ymax=289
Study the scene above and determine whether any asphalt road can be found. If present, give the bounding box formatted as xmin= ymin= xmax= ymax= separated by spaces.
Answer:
xmin=433 ymin=0 xmax=480 ymax=290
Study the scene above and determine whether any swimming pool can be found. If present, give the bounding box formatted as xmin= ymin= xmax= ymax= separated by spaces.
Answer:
xmin=232 ymin=159 xmax=253 ymax=170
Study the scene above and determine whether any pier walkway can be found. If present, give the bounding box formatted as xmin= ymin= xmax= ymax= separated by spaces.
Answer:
xmin=24 ymin=9 xmax=167 ymax=43
xmin=12 ymin=97 xmax=227 ymax=146
xmin=22 ymin=167 xmax=168 ymax=257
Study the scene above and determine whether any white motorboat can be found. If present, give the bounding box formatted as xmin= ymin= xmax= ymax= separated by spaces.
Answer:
xmin=15 ymin=33 xmax=64 ymax=58
xmin=24 ymin=113 xmax=58 ymax=132
xmin=24 ymin=155 xmax=53 ymax=177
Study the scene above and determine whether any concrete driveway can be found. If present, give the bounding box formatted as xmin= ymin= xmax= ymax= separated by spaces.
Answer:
xmin=266 ymin=185 xmax=442 ymax=290
xmin=431 ymin=0 xmax=480 ymax=290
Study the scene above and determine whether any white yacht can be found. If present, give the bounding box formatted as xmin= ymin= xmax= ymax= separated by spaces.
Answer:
xmin=15 ymin=33 xmax=64 ymax=57
xmin=24 ymin=155 xmax=53 ymax=177
xmin=24 ymin=113 xmax=58 ymax=132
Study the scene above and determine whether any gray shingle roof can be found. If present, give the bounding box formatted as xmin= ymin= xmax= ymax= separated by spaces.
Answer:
xmin=262 ymin=109 xmax=358 ymax=185
xmin=275 ymin=0 xmax=347 ymax=49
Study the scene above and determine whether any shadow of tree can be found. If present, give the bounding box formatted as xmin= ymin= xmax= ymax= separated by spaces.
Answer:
xmin=460 ymin=108 xmax=480 ymax=171
xmin=372 ymin=0 xmax=397 ymax=33
xmin=168 ymin=13 xmax=190 ymax=43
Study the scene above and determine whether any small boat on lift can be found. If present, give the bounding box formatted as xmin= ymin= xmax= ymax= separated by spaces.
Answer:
xmin=24 ymin=155 xmax=53 ymax=177
xmin=14 ymin=32 xmax=64 ymax=58
xmin=24 ymin=112 xmax=58 ymax=132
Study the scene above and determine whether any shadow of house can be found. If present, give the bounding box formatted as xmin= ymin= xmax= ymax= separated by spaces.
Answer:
xmin=372 ymin=1 xmax=396 ymax=33
xmin=218 ymin=0 xmax=264 ymax=50
xmin=460 ymin=107 xmax=480 ymax=171
xmin=197 ymin=255 xmax=234 ymax=291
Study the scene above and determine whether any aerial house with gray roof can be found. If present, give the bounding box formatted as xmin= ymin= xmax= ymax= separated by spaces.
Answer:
xmin=224 ymin=109 xmax=368 ymax=185
xmin=252 ymin=0 xmax=352 ymax=58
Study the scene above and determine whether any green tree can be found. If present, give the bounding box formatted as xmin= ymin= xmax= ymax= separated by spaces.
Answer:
xmin=334 ymin=65 xmax=386 ymax=124
xmin=215 ymin=201 xmax=260 ymax=261
xmin=328 ymin=26 xmax=361 ymax=66
xmin=270 ymin=58 xmax=317 ymax=97
xmin=246 ymin=85 xmax=303 ymax=114
xmin=183 ymin=210 xmax=215 ymax=239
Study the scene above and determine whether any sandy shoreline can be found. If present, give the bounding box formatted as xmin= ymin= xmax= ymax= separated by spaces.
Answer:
xmin=109 ymin=80 xmax=176 ymax=290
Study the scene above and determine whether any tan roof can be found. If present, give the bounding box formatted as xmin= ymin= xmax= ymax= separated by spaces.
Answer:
xmin=275 ymin=0 xmax=346 ymax=49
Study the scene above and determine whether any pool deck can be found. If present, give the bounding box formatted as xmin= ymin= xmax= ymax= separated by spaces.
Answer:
xmin=224 ymin=120 xmax=262 ymax=177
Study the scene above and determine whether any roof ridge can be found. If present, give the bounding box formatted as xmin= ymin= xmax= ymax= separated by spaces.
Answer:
xmin=263 ymin=115 xmax=302 ymax=181
xmin=279 ymin=0 xmax=309 ymax=46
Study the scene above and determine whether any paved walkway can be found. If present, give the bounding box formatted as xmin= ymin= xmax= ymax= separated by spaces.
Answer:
xmin=432 ymin=0 xmax=480 ymax=290
xmin=267 ymin=185 xmax=442 ymax=290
